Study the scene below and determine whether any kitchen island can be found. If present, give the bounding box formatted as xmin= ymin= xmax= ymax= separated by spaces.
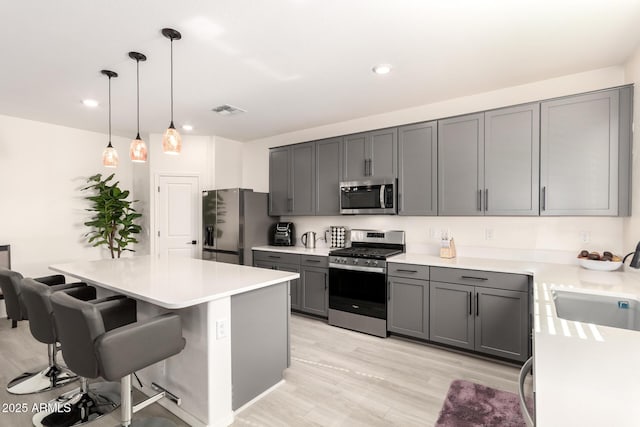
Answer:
xmin=50 ymin=255 xmax=299 ymax=427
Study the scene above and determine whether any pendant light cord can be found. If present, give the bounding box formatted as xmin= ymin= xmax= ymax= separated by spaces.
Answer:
xmin=108 ymin=75 xmax=112 ymax=144
xmin=170 ymin=38 xmax=174 ymax=124
xmin=136 ymin=58 xmax=141 ymax=138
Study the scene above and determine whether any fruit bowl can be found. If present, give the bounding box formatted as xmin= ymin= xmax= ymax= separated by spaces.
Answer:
xmin=578 ymin=259 xmax=622 ymax=271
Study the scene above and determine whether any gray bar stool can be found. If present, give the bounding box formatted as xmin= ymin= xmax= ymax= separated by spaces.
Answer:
xmin=33 ymin=290 xmax=138 ymax=426
xmin=48 ymin=291 xmax=186 ymax=427
xmin=0 ymin=268 xmax=86 ymax=394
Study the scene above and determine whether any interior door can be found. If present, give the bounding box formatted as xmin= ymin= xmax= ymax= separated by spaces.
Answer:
xmin=158 ymin=175 xmax=200 ymax=258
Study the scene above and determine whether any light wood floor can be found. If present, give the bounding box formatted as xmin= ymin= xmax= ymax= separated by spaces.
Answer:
xmin=0 ymin=314 xmax=522 ymax=427
xmin=232 ymin=314 xmax=522 ymax=427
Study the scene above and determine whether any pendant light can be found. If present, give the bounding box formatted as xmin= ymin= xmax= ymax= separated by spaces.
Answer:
xmin=161 ymin=28 xmax=182 ymax=155
xmin=129 ymin=51 xmax=148 ymax=163
xmin=101 ymin=70 xmax=118 ymax=168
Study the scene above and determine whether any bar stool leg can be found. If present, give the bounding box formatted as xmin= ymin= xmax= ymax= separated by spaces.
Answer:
xmin=7 ymin=343 xmax=77 ymax=394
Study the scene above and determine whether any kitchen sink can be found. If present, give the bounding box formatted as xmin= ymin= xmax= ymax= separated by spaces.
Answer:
xmin=552 ymin=289 xmax=640 ymax=331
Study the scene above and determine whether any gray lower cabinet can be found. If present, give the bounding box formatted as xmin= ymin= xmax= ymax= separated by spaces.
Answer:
xmin=315 ymin=137 xmax=343 ymax=215
xmin=387 ymin=276 xmax=429 ymax=340
xmin=429 ymin=267 xmax=530 ymax=362
xmin=300 ymin=266 xmax=328 ymax=316
xmin=268 ymin=142 xmax=315 ymax=216
xmin=398 ymin=121 xmax=438 ymax=215
xmin=254 ymin=251 xmax=328 ymax=316
xmin=253 ymin=252 xmax=302 ymax=310
xmin=540 ymin=86 xmax=632 ymax=216
xmin=343 ymin=128 xmax=397 ymax=181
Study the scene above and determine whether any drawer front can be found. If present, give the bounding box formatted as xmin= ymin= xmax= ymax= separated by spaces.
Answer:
xmin=388 ymin=263 xmax=430 ymax=281
xmin=300 ymin=255 xmax=328 ymax=268
xmin=253 ymin=251 xmax=301 ymax=265
xmin=430 ymin=267 xmax=529 ymax=292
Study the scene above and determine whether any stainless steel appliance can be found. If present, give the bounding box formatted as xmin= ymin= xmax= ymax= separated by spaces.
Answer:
xmin=339 ymin=178 xmax=397 ymax=215
xmin=301 ymin=231 xmax=316 ymax=249
xmin=272 ymin=222 xmax=295 ymax=246
xmin=328 ymin=229 xmax=405 ymax=337
xmin=202 ymin=189 xmax=274 ymax=265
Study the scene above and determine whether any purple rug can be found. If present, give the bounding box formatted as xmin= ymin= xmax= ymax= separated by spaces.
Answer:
xmin=435 ymin=380 xmax=529 ymax=427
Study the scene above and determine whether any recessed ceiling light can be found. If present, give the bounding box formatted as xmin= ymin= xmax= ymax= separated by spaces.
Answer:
xmin=372 ymin=64 xmax=392 ymax=75
xmin=82 ymin=99 xmax=99 ymax=108
xmin=182 ymin=124 xmax=193 ymax=131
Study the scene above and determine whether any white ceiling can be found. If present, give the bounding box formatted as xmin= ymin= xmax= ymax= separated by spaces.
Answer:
xmin=2 ymin=0 xmax=640 ymax=142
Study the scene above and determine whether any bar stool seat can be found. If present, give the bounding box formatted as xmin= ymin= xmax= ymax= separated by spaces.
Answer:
xmin=49 ymin=291 xmax=186 ymax=427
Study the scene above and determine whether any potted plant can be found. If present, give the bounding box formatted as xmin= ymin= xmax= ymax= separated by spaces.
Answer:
xmin=82 ymin=173 xmax=142 ymax=259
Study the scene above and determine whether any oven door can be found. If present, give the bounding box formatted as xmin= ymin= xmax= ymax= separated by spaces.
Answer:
xmin=329 ymin=267 xmax=386 ymax=319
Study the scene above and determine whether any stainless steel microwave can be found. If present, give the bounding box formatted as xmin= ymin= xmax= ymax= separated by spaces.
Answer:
xmin=339 ymin=179 xmax=397 ymax=214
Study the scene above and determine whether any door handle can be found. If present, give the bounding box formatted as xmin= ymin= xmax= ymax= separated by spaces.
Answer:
xmin=476 ymin=293 xmax=480 ymax=316
xmin=380 ymin=184 xmax=386 ymax=208
xmin=541 ymin=186 xmax=546 ymax=211
xmin=478 ymin=189 xmax=482 ymax=211
xmin=468 ymin=292 xmax=472 ymax=315
xmin=485 ymin=189 xmax=488 ymax=211
xmin=364 ymin=159 xmax=368 ymax=177
xmin=186 ymin=240 xmax=197 ymax=245
xmin=368 ymin=159 xmax=373 ymax=176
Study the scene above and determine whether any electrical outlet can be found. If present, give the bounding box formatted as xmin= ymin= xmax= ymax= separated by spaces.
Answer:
xmin=579 ymin=231 xmax=591 ymax=244
xmin=429 ymin=228 xmax=437 ymax=239
xmin=485 ymin=228 xmax=494 ymax=240
xmin=216 ymin=319 xmax=228 ymax=340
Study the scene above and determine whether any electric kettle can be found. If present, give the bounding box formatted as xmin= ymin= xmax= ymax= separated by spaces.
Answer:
xmin=301 ymin=231 xmax=317 ymax=249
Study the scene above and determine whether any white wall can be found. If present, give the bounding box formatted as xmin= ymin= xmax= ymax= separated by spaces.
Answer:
xmin=245 ymin=66 xmax=629 ymax=261
xmin=214 ymin=136 xmax=243 ymax=189
xmin=0 ymin=114 xmax=133 ymax=276
xmin=624 ymin=46 xmax=640 ymax=254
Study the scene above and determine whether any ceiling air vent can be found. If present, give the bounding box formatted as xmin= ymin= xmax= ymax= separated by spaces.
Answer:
xmin=211 ymin=104 xmax=247 ymax=116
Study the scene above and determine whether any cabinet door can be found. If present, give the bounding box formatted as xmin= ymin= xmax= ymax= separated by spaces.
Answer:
xmin=387 ymin=277 xmax=429 ymax=340
xmin=475 ymin=287 xmax=529 ymax=362
xmin=398 ymin=122 xmax=437 ymax=215
xmin=276 ymin=264 xmax=301 ymax=310
xmin=290 ymin=143 xmax=315 ymax=215
xmin=369 ymin=128 xmax=397 ymax=179
xmin=315 ymin=137 xmax=342 ymax=215
xmin=343 ymin=132 xmax=368 ymax=181
xmin=301 ymin=266 xmax=328 ymax=317
xmin=268 ymin=147 xmax=290 ymax=216
xmin=484 ymin=104 xmax=540 ymax=216
xmin=438 ymin=113 xmax=485 ymax=215
xmin=430 ymin=281 xmax=474 ymax=350
xmin=540 ymin=90 xmax=619 ymax=215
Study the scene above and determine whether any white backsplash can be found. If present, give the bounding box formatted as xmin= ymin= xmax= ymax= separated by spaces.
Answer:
xmin=283 ymin=215 xmax=626 ymax=265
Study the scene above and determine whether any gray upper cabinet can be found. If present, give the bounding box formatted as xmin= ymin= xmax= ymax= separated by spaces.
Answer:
xmin=343 ymin=128 xmax=397 ymax=181
xmin=315 ymin=137 xmax=343 ymax=215
xmin=438 ymin=113 xmax=485 ymax=216
xmin=268 ymin=147 xmax=290 ymax=216
xmin=484 ymin=103 xmax=540 ymax=216
xmin=268 ymin=142 xmax=315 ymax=216
xmin=540 ymin=87 xmax=631 ymax=216
xmin=398 ymin=122 xmax=438 ymax=215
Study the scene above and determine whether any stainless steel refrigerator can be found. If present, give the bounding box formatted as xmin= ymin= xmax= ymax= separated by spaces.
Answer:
xmin=202 ymin=189 xmax=275 ymax=266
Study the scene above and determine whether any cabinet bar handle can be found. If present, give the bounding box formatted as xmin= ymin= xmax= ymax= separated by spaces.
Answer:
xmin=268 ymin=255 xmax=281 ymax=259
xmin=368 ymin=159 xmax=373 ymax=176
xmin=461 ymin=275 xmax=488 ymax=281
xmin=541 ymin=186 xmax=546 ymax=211
xmin=468 ymin=292 xmax=472 ymax=315
xmin=477 ymin=189 xmax=482 ymax=211
xmin=387 ymin=281 xmax=391 ymax=300
xmin=476 ymin=293 xmax=479 ymax=316
xmin=485 ymin=189 xmax=488 ymax=211
xmin=305 ymin=259 xmax=321 ymax=263
xmin=396 ymin=269 xmax=418 ymax=273
xmin=325 ymin=276 xmax=328 ymax=290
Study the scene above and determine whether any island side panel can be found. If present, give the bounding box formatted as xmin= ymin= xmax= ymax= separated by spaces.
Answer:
xmin=207 ymin=296 xmax=234 ymax=426
xmin=231 ymin=281 xmax=289 ymax=410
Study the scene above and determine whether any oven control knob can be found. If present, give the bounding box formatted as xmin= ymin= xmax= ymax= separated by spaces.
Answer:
xmin=364 ymin=260 xmax=371 ymax=266
xmin=352 ymin=259 xmax=358 ymax=264
xmin=372 ymin=260 xmax=378 ymax=266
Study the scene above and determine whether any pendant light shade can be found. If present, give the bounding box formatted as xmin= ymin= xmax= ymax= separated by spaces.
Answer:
xmin=129 ymin=51 xmax=148 ymax=163
xmin=161 ymin=28 xmax=182 ymax=155
xmin=101 ymin=70 xmax=119 ymax=168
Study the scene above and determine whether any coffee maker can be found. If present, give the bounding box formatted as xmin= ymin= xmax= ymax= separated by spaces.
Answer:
xmin=272 ymin=222 xmax=295 ymax=246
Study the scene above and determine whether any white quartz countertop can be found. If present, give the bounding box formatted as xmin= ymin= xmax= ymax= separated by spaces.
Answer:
xmin=50 ymin=255 xmax=300 ymax=309
xmin=252 ymin=245 xmax=332 ymax=256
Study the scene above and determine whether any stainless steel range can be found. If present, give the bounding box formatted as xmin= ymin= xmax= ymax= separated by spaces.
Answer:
xmin=328 ymin=229 xmax=405 ymax=337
